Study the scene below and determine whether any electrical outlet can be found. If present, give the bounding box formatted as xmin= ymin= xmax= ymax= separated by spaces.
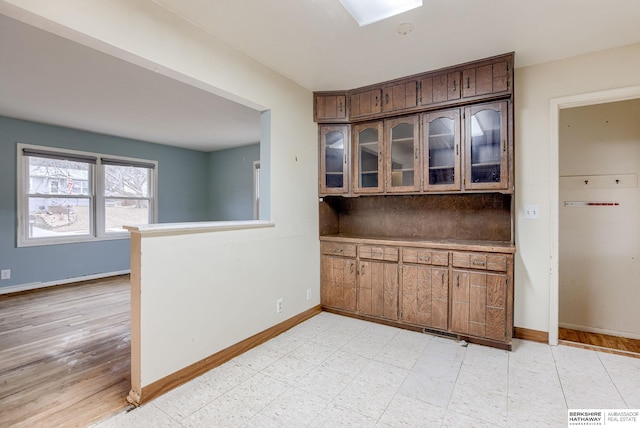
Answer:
xmin=276 ymin=298 xmax=283 ymax=313
xmin=306 ymin=288 xmax=312 ymax=301
xmin=524 ymin=205 xmax=540 ymax=219
xmin=1 ymin=269 xmax=10 ymax=280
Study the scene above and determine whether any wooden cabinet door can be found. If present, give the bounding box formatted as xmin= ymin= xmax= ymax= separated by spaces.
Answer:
xmin=352 ymin=121 xmax=384 ymax=194
xmin=423 ymin=108 xmax=462 ymax=192
xmin=350 ymin=88 xmax=382 ymax=119
xmin=315 ymin=94 xmax=347 ymax=122
xmin=462 ymin=60 xmax=510 ymax=98
xmin=401 ymin=265 xmax=448 ymax=330
xmin=420 ymin=72 xmax=461 ymax=106
xmin=320 ymin=255 xmax=357 ymax=311
xmin=358 ymin=260 xmax=398 ymax=320
xmin=385 ymin=115 xmax=421 ymax=193
xmin=319 ymin=125 xmax=350 ymax=195
xmin=451 ymin=269 xmax=508 ymax=341
xmin=463 ymin=101 xmax=508 ymax=191
xmin=382 ymin=81 xmax=418 ymax=113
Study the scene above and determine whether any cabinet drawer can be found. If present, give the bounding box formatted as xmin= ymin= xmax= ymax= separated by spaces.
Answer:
xmin=402 ymin=248 xmax=449 ymax=266
xmin=321 ymin=242 xmax=357 ymax=258
xmin=452 ymin=252 xmax=508 ymax=272
xmin=359 ymin=245 xmax=399 ymax=262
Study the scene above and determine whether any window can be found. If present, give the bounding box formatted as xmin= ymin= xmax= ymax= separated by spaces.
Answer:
xmin=17 ymin=144 xmax=157 ymax=246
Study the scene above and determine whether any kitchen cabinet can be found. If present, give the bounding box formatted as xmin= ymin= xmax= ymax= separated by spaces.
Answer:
xmin=423 ymin=108 xmax=462 ymax=192
xmin=382 ymin=80 xmax=418 ymax=113
xmin=350 ymin=88 xmax=382 ymax=119
xmin=319 ymin=237 xmax=515 ymax=349
xmin=450 ymin=251 xmax=512 ymax=343
xmin=420 ymin=72 xmax=461 ymax=106
xmin=357 ymin=245 xmax=399 ymax=320
xmin=464 ymin=101 xmax=509 ymax=191
xmin=320 ymin=242 xmax=357 ymax=311
xmin=352 ymin=121 xmax=384 ymax=194
xmin=401 ymin=248 xmax=449 ymax=330
xmin=316 ymin=52 xmax=516 ymax=350
xmin=314 ymin=92 xmax=348 ymax=122
xmin=319 ymin=125 xmax=350 ymax=195
xmin=353 ymin=116 xmax=421 ymax=195
xmin=462 ymin=60 xmax=510 ymax=99
xmin=385 ymin=115 xmax=421 ymax=193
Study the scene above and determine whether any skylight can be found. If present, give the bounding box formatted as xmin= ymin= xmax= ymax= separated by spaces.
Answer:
xmin=339 ymin=0 xmax=422 ymax=26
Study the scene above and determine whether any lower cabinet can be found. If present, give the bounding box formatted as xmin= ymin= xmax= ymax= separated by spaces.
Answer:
xmin=450 ymin=269 xmax=509 ymax=342
xmin=357 ymin=245 xmax=399 ymax=320
xmin=320 ymin=243 xmax=357 ymax=312
xmin=401 ymin=265 xmax=448 ymax=330
xmin=358 ymin=260 xmax=398 ymax=320
xmin=320 ymin=239 xmax=514 ymax=349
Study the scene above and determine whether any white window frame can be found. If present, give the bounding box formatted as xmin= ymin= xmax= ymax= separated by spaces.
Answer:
xmin=253 ymin=160 xmax=260 ymax=220
xmin=17 ymin=143 xmax=158 ymax=247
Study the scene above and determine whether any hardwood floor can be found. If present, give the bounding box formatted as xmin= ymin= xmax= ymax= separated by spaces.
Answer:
xmin=0 ymin=275 xmax=132 ymax=427
xmin=559 ymin=327 xmax=640 ymax=357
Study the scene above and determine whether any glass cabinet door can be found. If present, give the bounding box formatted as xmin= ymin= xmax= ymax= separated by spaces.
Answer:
xmin=423 ymin=109 xmax=461 ymax=191
xmin=353 ymin=121 xmax=384 ymax=193
xmin=319 ymin=125 xmax=350 ymax=195
xmin=385 ymin=115 xmax=420 ymax=192
xmin=464 ymin=101 xmax=508 ymax=190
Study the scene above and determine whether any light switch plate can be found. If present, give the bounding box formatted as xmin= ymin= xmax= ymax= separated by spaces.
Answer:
xmin=524 ymin=205 xmax=540 ymax=219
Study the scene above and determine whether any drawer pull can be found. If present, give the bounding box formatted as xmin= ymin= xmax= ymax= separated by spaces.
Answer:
xmin=441 ymin=273 xmax=445 ymax=285
xmin=361 ymin=264 xmax=365 ymax=275
xmin=456 ymin=274 xmax=460 ymax=287
xmin=418 ymin=256 xmax=431 ymax=262
xmin=471 ymin=260 xmax=486 ymax=266
xmin=350 ymin=263 xmax=354 ymax=274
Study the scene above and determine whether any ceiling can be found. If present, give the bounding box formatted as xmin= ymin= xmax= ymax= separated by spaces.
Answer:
xmin=2 ymin=0 xmax=640 ymax=151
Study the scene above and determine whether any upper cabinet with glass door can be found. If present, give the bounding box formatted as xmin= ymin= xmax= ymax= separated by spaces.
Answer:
xmin=423 ymin=109 xmax=461 ymax=192
xmin=353 ymin=121 xmax=384 ymax=194
xmin=319 ymin=125 xmax=351 ymax=195
xmin=385 ymin=116 xmax=421 ymax=193
xmin=464 ymin=101 xmax=508 ymax=191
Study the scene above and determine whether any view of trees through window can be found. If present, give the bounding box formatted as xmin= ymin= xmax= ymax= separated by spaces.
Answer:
xmin=26 ymin=155 xmax=152 ymax=239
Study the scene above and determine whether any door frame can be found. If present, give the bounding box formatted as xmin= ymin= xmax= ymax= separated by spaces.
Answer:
xmin=549 ymin=84 xmax=640 ymax=345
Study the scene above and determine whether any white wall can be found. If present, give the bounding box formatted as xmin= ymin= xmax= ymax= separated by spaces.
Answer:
xmin=515 ymin=42 xmax=640 ymax=336
xmin=558 ymin=99 xmax=640 ymax=338
xmin=0 ymin=0 xmax=320 ymax=389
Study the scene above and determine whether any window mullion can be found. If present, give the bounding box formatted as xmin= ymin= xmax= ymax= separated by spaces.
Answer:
xmin=95 ymin=161 xmax=103 ymax=238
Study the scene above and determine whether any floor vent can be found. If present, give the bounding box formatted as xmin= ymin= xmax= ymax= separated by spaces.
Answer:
xmin=422 ymin=327 xmax=458 ymax=340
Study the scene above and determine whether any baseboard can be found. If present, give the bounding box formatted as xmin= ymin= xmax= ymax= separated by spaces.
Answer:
xmin=0 ymin=270 xmax=131 ymax=295
xmin=559 ymin=322 xmax=640 ymax=341
xmin=128 ymin=304 xmax=323 ymax=406
xmin=513 ymin=326 xmax=549 ymax=343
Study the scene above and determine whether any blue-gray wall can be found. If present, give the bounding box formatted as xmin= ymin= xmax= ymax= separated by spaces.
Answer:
xmin=209 ymin=143 xmax=260 ymax=220
xmin=0 ymin=116 xmax=211 ymax=289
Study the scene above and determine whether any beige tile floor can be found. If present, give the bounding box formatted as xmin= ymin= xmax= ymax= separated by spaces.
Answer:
xmin=94 ymin=312 xmax=640 ymax=427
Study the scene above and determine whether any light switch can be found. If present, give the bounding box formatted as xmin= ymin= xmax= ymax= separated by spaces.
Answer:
xmin=524 ymin=205 xmax=540 ymax=219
